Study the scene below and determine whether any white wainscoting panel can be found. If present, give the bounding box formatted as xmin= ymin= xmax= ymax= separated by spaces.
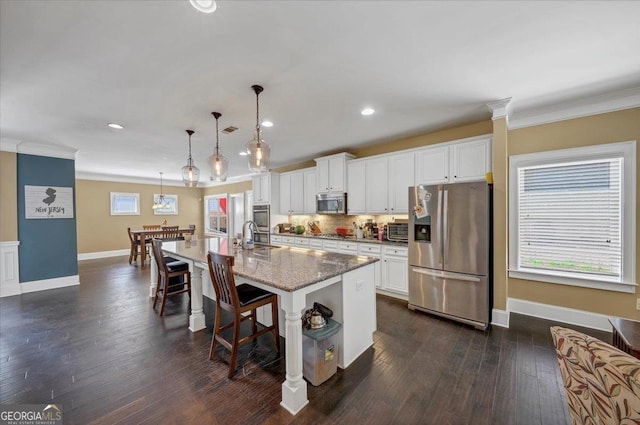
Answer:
xmin=0 ymin=241 xmax=20 ymax=297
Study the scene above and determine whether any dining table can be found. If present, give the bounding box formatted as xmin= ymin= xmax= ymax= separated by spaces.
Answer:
xmin=150 ymin=237 xmax=378 ymax=415
xmin=129 ymin=227 xmax=195 ymax=268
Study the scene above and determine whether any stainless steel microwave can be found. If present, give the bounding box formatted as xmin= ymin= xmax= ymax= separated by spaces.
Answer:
xmin=316 ymin=193 xmax=347 ymax=214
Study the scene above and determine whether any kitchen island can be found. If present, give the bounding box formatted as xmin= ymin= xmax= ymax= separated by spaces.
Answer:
xmin=150 ymin=238 xmax=378 ymax=415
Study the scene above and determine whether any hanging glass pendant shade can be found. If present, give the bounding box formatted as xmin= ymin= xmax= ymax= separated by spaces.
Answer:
xmin=208 ymin=112 xmax=228 ymax=182
xmin=152 ymin=172 xmax=169 ymax=209
xmin=246 ymin=85 xmax=271 ymax=173
xmin=181 ymin=130 xmax=200 ymax=187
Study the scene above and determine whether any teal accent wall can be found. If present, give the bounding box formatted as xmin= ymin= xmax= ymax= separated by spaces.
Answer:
xmin=17 ymin=154 xmax=78 ymax=282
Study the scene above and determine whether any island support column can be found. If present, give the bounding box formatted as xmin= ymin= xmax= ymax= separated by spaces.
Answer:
xmin=279 ymin=291 xmax=309 ymax=415
xmin=188 ymin=264 xmax=206 ymax=332
xmin=149 ymin=250 xmax=158 ymax=298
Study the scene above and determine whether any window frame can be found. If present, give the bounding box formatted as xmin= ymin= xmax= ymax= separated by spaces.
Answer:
xmin=508 ymin=140 xmax=636 ymax=293
xmin=152 ymin=194 xmax=178 ymax=215
xmin=203 ymin=193 xmax=228 ymax=236
xmin=110 ymin=192 xmax=140 ymax=216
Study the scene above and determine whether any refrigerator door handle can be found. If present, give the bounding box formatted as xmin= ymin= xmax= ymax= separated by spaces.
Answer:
xmin=437 ymin=187 xmax=443 ymax=267
xmin=443 ymin=189 xmax=449 ymax=268
xmin=411 ymin=267 xmax=481 ymax=283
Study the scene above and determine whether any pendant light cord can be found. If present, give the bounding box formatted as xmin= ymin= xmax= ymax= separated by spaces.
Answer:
xmin=252 ymin=85 xmax=263 ymax=144
xmin=186 ymin=130 xmax=195 ymax=168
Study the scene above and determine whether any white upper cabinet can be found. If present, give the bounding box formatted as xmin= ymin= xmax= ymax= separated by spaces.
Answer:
xmin=303 ymin=168 xmax=317 ymax=214
xmin=360 ymin=152 xmax=414 ymax=215
xmin=365 ymin=157 xmax=389 ymax=214
xmin=315 ymin=152 xmax=355 ymax=193
xmin=387 ymin=152 xmax=414 ymax=213
xmin=415 ymin=136 xmax=491 ymax=185
xmin=252 ymin=172 xmax=280 ymax=206
xmin=450 ymin=137 xmax=492 ymax=182
xmin=347 ymin=160 xmax=366 ymax=215
xmin=415 ymin=145 xmax=450 ymax=185
xmin=280 ymin=168 xmax=314 ymax=215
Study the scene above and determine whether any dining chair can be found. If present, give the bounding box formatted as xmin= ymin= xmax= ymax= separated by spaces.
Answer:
xmin=151 ymin=239 xmax=191 ymax=316
xmin=161 ymin=225 xmax=180 ymax=241
xmin=206 ymin=251 xmax=280 ymax=378
xmin=143 ymin=224 xmax=161 ymax=230
xmin=127 ymin=227 xmax=148 ymax=264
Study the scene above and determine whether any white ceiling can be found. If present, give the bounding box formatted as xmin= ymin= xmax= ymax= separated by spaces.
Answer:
xmin=2 ymin=1 xmax=640 ymax=185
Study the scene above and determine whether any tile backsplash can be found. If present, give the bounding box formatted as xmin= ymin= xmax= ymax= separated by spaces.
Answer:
xmin=278 ymin=214 xmax=408 ymax=234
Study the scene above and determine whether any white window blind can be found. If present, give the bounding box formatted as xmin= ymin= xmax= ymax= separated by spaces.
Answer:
xmin=517 ymin=158 xmax=622 ymax=281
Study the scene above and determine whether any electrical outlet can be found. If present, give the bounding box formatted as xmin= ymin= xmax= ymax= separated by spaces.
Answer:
xmin=636 ymin=298 xmax=640 ymax=311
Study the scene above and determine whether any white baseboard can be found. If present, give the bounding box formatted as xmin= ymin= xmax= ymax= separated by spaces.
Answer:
xmin=507 ymin=297 xmax=613 ymax=332
xmin=20 ymin=275 xmax=80 ymax=294
xmin=491 ymin=309 xmax=510 ymax=328
xmin=78 ymin=249 xmax=129 ymax=260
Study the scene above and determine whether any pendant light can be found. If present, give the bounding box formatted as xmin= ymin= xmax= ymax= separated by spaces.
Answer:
xmin=208 ymin=112 xmax=229 ymax=182
xmin=181 ymin=130 xmax=200 ymax=187
xmin=152 ymin=172 xmax=169 ymax=209
xmin=245 ymin=84 xmax=271 ymax=173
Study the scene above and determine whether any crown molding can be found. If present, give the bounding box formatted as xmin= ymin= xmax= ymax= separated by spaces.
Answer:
xmin=486 ymin=98 xmax=512 ymax=122
xmin=13 ymin=141 xmax=78 ymax=160
xmin=509 ymin=86 xmax=640 ymax=130
xmin=0 ymin=138 xmax=20 ymax=152
xmin=75 ymin=171 xmax=253 ymax=187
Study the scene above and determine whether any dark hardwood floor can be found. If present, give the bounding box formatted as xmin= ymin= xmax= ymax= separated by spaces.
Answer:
xmin=0 ymin=257 xmax=610 ymax=424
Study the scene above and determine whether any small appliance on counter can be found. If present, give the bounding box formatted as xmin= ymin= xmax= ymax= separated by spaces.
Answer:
xmin=275 ymin=223 xmax=291 ymax=234
xmin=387 ymin=220 xmax=409 ymax=242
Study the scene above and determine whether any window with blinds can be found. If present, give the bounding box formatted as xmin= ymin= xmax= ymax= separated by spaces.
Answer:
xmin=518 ymin=159 xmax=621 ymax=280
xmin=509 ymin=140 xmax=636 ymax=293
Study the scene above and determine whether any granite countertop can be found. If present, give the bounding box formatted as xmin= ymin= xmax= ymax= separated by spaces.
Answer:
xmin=161 ymin=238 xmax=379 ymax=292
xmin=273 ymin=232 xmax=408 ymax=246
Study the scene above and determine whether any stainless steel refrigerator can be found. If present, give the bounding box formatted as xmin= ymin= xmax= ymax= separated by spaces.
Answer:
xmin=408 ymin=182 xmax=492 ymax=330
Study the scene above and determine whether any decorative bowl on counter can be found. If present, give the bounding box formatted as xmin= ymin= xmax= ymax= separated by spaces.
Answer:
xmin=336 ymin=227 xmax=350 ymax=236
xmin=295 ymin=225 xmax=306 ymax=234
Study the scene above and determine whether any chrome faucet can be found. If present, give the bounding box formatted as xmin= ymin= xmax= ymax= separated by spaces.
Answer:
xmin=242 ymin=220 xmax=258 ymax=248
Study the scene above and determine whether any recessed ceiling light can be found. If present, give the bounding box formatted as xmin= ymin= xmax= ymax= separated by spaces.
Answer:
xmin=261 ymin=120 xmax=274 ymax=127
xmin=190 ymin=0 xmax=217 ymax=13
xmin=239 ymin=151 xmax=248 ymax=156
xmin=107 ymin=123 xmax=124 ymax=129
xmin=361 ymin=108 xmax=375 ymax=116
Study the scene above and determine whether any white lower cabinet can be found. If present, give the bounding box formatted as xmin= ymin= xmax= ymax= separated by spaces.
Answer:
xmin=358 ymin=243 xmax=381 ymax=289
xmin=271 ymin=235 xmax=283 ymax=246
xmin=322 ymin=240 xmax=339 ymax=253
xmin=294 ymin=238 xmax=310 ymax=248
xmin=281 ymin=236 xmax=296 ymax=247
xmin=337 ymin=241 xmax=358 ymax=254
xmin=381 ymin=246 xmax=408 ymax=295
xmin=309 ymin=239 xmax=324 ymax=250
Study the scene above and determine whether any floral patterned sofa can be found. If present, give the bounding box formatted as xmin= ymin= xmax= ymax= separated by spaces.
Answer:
xmin=550 ymin=326 xmax=640 ymax=424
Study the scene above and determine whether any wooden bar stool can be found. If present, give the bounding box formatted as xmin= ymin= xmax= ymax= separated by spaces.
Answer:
xmin=206 ymin=251 xmax=280 ymax=378
xmin=127 ymin=227 xmax=148 ymax=264
xmin=151 ymin=239 xmax=191 ymax=316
